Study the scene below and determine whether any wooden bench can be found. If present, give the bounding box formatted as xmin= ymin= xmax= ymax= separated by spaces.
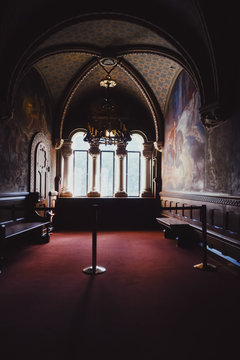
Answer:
xmin=156 ymin=216 xmax=198 ymax=248
xmin=157 ymin=205 xmax=218 ymax=271
xmin=0 ymin=192 xmax=51 ymax=273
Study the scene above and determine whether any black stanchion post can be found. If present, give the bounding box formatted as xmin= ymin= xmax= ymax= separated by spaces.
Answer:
xmin=92 ymin=204 xmax=97 ymax=273
xmin=83 ymin=204 xmax=106 ymax=275
xmin=194 ymin=204 xmax=216 ymax=271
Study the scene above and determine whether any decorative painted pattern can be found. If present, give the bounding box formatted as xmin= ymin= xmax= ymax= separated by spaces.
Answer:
xmin=38 ymin=19 xmax=177 ymax=51
xmin=124 ymin=53 xmax=181 ymax=113
xmin=161 ymin=191 xmax=240 ymax=207
xmin=34 ymin=50 xmax=182 ymax=116
xmin=69 ymin=63 xmax=146 ymax=105
xmin=34 ymin=52 xmax=93 ymax=102
xmin=33 ymin=19 xmax=182 ymax=114
xmin=66 ymin=62 xmax=161 ymax=141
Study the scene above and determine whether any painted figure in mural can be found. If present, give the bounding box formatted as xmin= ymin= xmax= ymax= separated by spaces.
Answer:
xmin=165 ymin=120 xmax=177 ymax=167
xmin=22 ymin=95 xmax=47 ymax=133
xmin=177 ymin=91 xmax=205 ymax=190
xmin=163 ymin=72 xmax=205 ymax=192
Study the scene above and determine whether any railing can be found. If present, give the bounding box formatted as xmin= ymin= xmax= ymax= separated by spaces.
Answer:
xmin=160 ymin=204 xmax=216 ymax=271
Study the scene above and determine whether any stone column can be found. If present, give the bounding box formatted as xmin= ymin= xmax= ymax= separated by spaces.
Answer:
xmin=115 ymin=142 xmax=128 ymax=197
xmin=87 ymin=142 xmax=100 ymax=197
xmin=61 ymin=141 xmax=73 ymax=197
xmin=141 ymin=142 xmax=154 ymax=197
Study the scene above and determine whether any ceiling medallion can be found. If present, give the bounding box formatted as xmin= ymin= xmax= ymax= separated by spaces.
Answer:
xmin=100 ymin=57 xmax=118 ymax=67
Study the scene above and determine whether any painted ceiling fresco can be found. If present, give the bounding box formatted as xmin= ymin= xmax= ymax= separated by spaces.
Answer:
xmin=32 ymin=17 xmax=183 ymax=122
xmin=37 ymin=19 xmax=178 ymax=51
xmin=35 ymin=52 xmax=93 ymax=102
xmin=69 ymin=63 xmax=145 ymax=100
xmin=124 ymin=53 xmax=181 ymax=113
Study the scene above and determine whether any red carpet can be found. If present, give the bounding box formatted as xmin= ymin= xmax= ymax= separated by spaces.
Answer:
xmin=0 ymin=230 xmax=240 ymax=360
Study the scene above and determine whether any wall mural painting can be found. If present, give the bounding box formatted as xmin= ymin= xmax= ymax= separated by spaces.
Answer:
xmin=0 ymin=114 xmax=29 ymax=192
xmin=0 ymin=68 xmax=50 ymax=193
xmin=163 ymin=70 xmax=205 ymax=192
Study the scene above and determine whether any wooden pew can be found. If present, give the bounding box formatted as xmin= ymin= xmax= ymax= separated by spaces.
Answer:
xmin=157 ymin=204 xmax=217 ymax=270
xmin=156 ymin=216 xmax=195 ymax=248
xmin=0 ymin=192 xmax=51 ymax=273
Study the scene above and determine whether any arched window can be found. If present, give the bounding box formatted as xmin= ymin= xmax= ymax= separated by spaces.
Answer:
xmin=70 ymin=130 xmax=151 ymax=197
xmin=99 ymin=143 xmax=116 ymax=197
xmin=72 ymin=131 xmax=89 ymax=197
xmin=126 ymin=133 xmax=144 ymax=197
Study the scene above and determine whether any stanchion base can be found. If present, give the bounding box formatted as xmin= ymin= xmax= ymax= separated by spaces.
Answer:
xmin=83 ymin=265 xmax=106 ymax=275
xmin=193 ymin=262 xmax=217 ymax=271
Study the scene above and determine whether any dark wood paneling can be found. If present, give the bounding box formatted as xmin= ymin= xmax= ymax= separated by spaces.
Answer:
xmin=53 ymin=197 xmax=161 ymax=230
xmin=160 ymin=192 xmax=240 ymax=262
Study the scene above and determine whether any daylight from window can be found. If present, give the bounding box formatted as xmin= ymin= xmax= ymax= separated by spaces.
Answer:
xmin=71 ymin=131 xmax=147 ymax=197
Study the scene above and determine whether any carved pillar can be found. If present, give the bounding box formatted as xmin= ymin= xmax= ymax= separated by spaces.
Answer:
xmin=153 ymin=141 xmax=163 ymax=195
xmin=87 ymin=142 xmax=100 ymax=197
xmin=141 ymin=142 xmax=154 ymax=197
xmin=61 ymin=141 xmax=73 ymax=197
xmin=115 ymin=142 xmax=128 ymax=197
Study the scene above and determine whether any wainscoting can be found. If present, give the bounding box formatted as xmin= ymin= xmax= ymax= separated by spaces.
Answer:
xmin=160 ymin=192 xmax=240 ymax=262
xmin=53 ymin=197 xmax=161 ymax=231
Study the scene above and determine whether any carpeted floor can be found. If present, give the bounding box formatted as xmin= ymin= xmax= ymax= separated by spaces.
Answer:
xmin=0 ymin=230 xmax=239 ymax=360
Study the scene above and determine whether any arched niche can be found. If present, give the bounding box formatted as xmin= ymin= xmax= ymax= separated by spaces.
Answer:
xmin=30 ymin=132 xmax=51 ymax=201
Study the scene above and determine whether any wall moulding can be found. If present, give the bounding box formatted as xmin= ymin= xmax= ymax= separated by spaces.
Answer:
xmin=160 ymin=192 xmax=240 ymax=207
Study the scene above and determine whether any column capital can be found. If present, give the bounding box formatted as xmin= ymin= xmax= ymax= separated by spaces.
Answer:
xmin=89 ymin=142 xmax=100 ymax=156
xmin=61 ymin=140 xmax=73 ymax=158
xmin=143 ymin=142 xmax=154 ymax=159
xmin=116 ymin=142 xmax=127 ymax=157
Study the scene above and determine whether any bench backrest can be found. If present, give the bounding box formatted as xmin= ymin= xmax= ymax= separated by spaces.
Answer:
xmin=0 ymin=192 xmax=40 ymax=223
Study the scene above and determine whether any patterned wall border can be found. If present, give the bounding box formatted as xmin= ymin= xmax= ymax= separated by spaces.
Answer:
xmin=160 ymin=192 xmax=240 ymax=207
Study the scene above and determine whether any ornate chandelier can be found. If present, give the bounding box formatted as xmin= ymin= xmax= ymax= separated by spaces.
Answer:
xmin=84 ymin=67 xmax=131 ymax=145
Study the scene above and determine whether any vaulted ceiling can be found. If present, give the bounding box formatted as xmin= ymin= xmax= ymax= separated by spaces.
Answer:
xmin=0 ymin=0 xmax=238 ymax=143
xmin=30 ymin=16 xmax=185 ymax=142
xmin=33 ymin=18 xmax=182 ymax=114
